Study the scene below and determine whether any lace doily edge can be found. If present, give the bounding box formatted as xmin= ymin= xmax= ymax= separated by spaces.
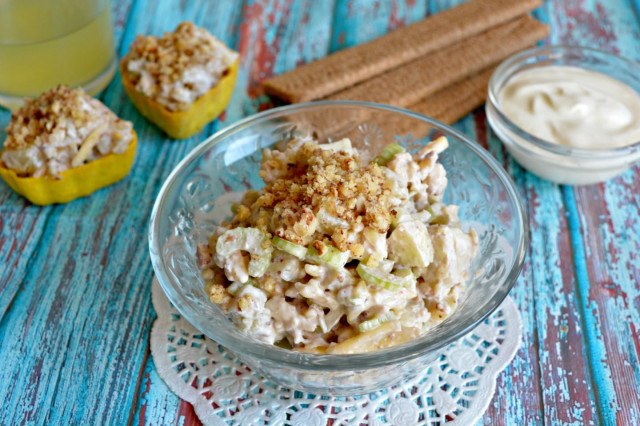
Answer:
xmin=452 ymin=296 xmax=521 ymax=425
xmin=149 ymin=278 xmax=522 ymax=425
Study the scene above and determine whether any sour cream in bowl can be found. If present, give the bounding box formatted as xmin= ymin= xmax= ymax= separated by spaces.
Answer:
xmin=487 ymin=46 xmax=640 ymax=185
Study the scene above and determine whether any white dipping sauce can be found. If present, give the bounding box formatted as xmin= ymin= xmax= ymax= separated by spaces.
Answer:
xmin=498 ymin=66 xmax=640 ymax=149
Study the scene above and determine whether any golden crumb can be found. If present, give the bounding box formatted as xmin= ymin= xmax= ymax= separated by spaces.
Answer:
xmin=4 ymin=86 xmax=109 ymax=150
xmin=257 ymin=275 xmax=277 ymax=295
xmin=209 ymin=283 xmax=231 ymax=306
xmin=236 ymin=204 xmax=251 ymax=222
xmin=230 ymin=141 xmax=392 ymax=250
xmin=312 ymin=240 xmax=328 ymax=256
xmin=237 ymin=293 xmax=254 ymax=312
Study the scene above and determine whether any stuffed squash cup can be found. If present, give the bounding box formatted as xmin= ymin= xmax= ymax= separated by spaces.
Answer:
xmin=121 ymin=22 xmax=239 ymax=139
xmin=121 ymin=60 xmax=238 ymax=139
xmin=0 ymin=85 xmax=137 ymax=205
xmin=0 ymin=133 xmax=136 ymax=205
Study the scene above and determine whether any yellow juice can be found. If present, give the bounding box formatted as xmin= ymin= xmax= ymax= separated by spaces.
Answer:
xmin=0 ymin=0 xmax=116 ymax=109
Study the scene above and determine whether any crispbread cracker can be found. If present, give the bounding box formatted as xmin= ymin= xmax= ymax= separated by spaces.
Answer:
xmin=263 ymin=0 xmax=542 ymax=103
xmin=287 ymin=66 xmax=508 ymax=150
xmin=411 ymin=67 xmax=496 ymax=125
xmin=327 ymin=15 xmax=549 ymax=107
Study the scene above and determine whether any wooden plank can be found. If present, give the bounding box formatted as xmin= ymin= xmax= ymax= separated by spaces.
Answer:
xmin=0 ymin=1 xmax=241 ymax=425
xmin=110 ymin=0 xmax=136 ymax=50
xmin=449 ymin=3 xmax=599 ymax=421
xmin=131 ymin=0 xmax=335 ymax=423
xmin=1 ymin=0 xmax=639 ymax=425
xmin=556 ymin=4 xmax=640 ymax=416
xmin=481 ymin=0 xmax=640 ymax=423
xmin=545 ymin=0 xmax=640 ymax=423
xmin=132 ymin=355 xmax=182 ymax=425
xmin=467 ymin=117 xmax=598 ymax=424
xmin=134 ymin=0 xmax=333 ymax=425
xmin=330 ymin=0 xmax=427 ymax=52
xmin=470 ymin=119 xmax=546 ymax=425
xmin=569 ymin=179 xmax=640 ymax=425
xmin=0 ymin=202 xmax=49 ymax=319
xmin=225 ymin=0 xmax=337 ymax=118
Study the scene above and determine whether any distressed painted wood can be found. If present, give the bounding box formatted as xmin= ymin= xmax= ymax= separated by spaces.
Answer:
xmin=0 ymin=0 xmax=638 ymax=425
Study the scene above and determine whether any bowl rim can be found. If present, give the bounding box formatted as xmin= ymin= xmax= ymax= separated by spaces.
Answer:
xmin=149 ymin=100 xmax=528 ymax=370
xmin=487 ymin=44 xmax=640 ymax=159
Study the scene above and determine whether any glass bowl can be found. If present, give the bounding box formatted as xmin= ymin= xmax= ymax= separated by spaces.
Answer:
xmin=487 ymin=45 xmax=640 ymax=185
xmin=149 ymin=101 xmax=528 ymax=396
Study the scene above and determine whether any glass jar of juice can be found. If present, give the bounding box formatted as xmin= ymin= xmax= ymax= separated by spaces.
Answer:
xmin=0 ymin=0 xmax=116 ymax=110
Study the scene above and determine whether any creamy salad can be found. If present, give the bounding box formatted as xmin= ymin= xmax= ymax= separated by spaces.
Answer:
xmin=1 ymin=85 xmax=133 ymax=178
xmin=197 ymin=136 xmax=478 ymax=354
xmin=122 ymin=22 xmax=238 ymax=112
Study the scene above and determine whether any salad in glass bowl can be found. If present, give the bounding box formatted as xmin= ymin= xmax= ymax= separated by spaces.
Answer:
xmin=149 ymin=101 xmax=527 ymax=395
xmin=197 ymin=135 xmax=478 ymax=354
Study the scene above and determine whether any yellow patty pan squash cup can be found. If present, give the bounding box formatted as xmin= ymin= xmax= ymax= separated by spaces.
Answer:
xmin=121 ymin=59 xmax=238 ymax=139
xmin=0 ymin=131 xmax=137 ymax=206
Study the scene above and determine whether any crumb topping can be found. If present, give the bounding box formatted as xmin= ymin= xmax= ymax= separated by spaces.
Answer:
xmin=1 ymin=85 xmax=133 ymax=177
xmin=122 ymin=21 xmax=238 ymax=111
xmin=198 ymin=136 xmax=480 ymax=353
xmin=231 ymin=140 xmax=392 ymax=252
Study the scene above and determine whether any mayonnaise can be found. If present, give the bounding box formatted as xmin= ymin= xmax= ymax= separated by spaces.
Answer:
xmin=498 ymin=66 xmax=640 ymax=149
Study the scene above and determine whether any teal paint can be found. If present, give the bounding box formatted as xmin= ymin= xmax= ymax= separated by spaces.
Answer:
xmin=1 ymin=0 xmax=639 ymax=424
xmin=563 ymin=187 xmax=618 ymax=425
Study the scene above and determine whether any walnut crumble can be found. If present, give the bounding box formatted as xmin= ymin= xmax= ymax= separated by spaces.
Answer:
xmin=1 ymin=85 xmax=134 ymax=178
xmin=121 ymin=22 xmax=238 ymax=112
xmin=232 ymin=139 xmax=393 ymax=255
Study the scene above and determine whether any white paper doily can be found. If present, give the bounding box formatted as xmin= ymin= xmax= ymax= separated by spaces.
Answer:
xmin=150 ymin=278 xmax=521 ymax=425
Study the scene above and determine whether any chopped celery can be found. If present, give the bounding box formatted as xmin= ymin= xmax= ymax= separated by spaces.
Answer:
xmin=272 ymin=236 xmax=307 ymax=259
xmin=216 ymin=227 xmax=272 ymax=278
xmin=307 ymin=245 xmax=350 ymax=269
xmin=356 ymin=263 xmax=416 ymax=290
xmin=394 ymin=269 xmax=416 ymax=291
xmin=373 ymin=143 xmax=406 ymax=166
xmin=358 ymin=311 xmax=396 ymax=332
xmin=227 ymin=281 xmax=244 ymax=296
xmin=387 ymin=220 xmax=434 ymax=267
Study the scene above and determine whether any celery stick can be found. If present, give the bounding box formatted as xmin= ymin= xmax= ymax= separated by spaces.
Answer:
xmin=272 ymin=236 xmax=307 ymax=259
xmin=356 ymin=263 xmax=415 ymax=290
xmin=373 ymin=143 xmax=405 ymax=166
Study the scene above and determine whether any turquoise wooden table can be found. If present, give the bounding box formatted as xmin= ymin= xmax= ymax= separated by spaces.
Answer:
xmin=1 ymin=0 xmax=639 ymax=424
